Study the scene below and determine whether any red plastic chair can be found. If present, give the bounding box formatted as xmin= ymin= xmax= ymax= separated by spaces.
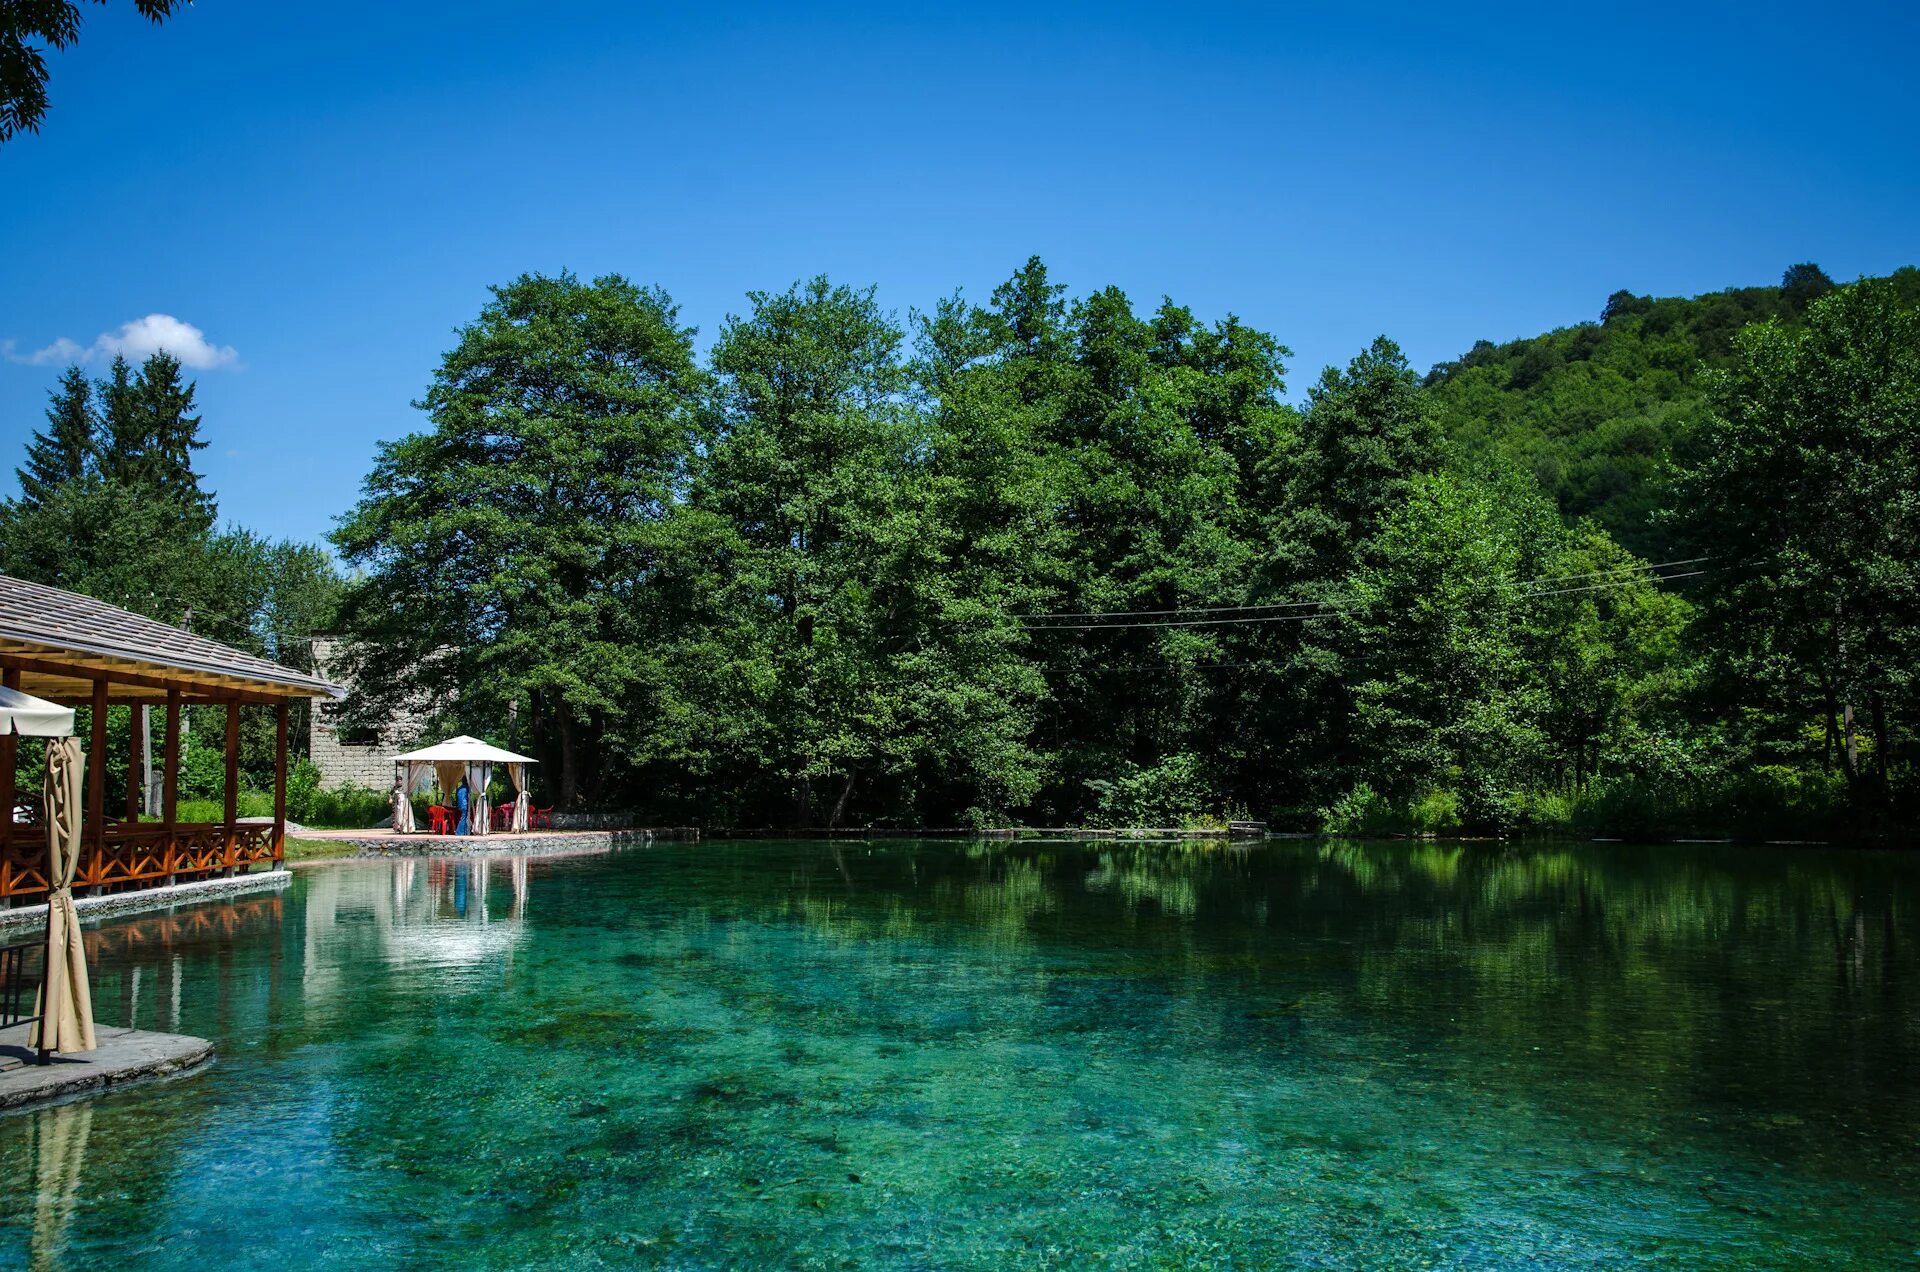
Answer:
xmin=427 ymin=805 xmax=452 ymax=835
xmin=492 ymin=802 xmax=513 ymax=831
xmin=530 ymin=806 xmax=554 ymax=830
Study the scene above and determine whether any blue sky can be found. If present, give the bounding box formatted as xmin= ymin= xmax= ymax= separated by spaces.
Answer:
xmin=3 ymin=1 xmax=1916 ymax=546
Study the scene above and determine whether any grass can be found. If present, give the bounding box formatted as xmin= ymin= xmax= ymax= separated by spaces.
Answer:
xmin=283 ymin=838 xmax=363 ymax=863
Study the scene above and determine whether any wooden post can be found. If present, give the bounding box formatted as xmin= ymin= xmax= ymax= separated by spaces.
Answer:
xmin=125 ymin=700 xmax=144 ymax=821
xmin=223 ymin=702 xmax=241 ymax=876
xmin=163 ymin=688 xmax=181 ymax=884
xmin=0 ymin=668 xmax=17 ymax=903
xmin=87 ymin=678 xmax=107 ymax=895
xmin=272 ymin=703 xmax=288 ymax=868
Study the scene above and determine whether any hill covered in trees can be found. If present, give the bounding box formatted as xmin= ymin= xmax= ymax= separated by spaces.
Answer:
xmin=1426 ymin=263 xmax=1920 ymax=559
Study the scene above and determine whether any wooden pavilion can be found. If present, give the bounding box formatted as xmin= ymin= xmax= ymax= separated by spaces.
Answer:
xmin=0 ymin=575 xmax=345 ymax=904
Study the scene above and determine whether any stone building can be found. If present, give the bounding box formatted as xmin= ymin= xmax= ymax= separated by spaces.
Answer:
xmin=308 ymin=638 xmax=434 ymax=791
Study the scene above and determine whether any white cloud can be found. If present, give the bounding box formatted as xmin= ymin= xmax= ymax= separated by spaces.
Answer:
xmin=3 ymin=314 xmax=239 ymax=370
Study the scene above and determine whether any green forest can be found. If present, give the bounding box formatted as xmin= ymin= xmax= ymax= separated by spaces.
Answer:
xmin=5 ymin=260 xmax=1917 ymax=838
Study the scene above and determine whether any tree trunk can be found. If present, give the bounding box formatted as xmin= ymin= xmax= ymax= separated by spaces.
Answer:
xmin=1844 ymin=702 xmax=1860 ymax=783
xmin=1871 ymin=694 xmax=1891 ymax=800
xmin=556 ymin=708 xmax=580 ymax=809
xmin=828 ymin=770 xmax=858 ymax=830
xmin=1821 ymin=688 xmax=1838 ymax=773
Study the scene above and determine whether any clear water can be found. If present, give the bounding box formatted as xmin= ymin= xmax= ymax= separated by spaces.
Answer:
xmin=4 ymin=838 xmax=1919 ymax=1269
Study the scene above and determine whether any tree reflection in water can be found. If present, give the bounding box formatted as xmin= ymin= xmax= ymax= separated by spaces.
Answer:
xmin=0 ymin=839 xmax=1916 ymax=1268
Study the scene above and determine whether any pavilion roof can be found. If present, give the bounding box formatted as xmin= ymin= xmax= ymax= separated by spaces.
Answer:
xmin=0 ymin=573 xmax=346 ymax=703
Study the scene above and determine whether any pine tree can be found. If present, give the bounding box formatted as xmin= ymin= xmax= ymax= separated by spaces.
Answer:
xmin=95 ymin=355 xmax=142 ymax=483
xmin=132 ymin=352 xmax=213 ymax=523
xmin=14 ymin=364 xmax=97 ymax=506
xmin=93 ymin=352 xmax=214 ymax=527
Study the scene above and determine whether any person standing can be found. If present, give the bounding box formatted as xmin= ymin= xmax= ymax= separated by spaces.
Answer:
xmin=454 ymin=778 xmax=471 ymax=836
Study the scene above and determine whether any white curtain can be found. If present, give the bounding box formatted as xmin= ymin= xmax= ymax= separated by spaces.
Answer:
xmin=32 ymin=737 xmax=96 ymax=1055
xmin=507 ymin=762 xmax=531 ymax=831
xmin=391 ymin=761 xmax=415 ymax=833
xmin=467 ymin=761 xmax=492 ymax=836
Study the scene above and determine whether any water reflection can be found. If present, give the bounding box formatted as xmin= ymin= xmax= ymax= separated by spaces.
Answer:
xmin=24 ymin=1103 xmax=91 ymax=1272
xmin=2 ymin=839 xmax=1918 ymax=1269
xmin=304 ymin=855 xmax=544 ymax=979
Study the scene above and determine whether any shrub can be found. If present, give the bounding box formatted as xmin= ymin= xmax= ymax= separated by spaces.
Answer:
xmin=1088 ymin=754 xmax=1221 ymax=827
xmin=175 ymin=792 xmax=273 ymax=822
xmin=300 ymin=783 xmax=391 ymax=829
xmin=176 ymin=735 xmax=229 ymax=801
xmin=1320 ymin=783 xmax=1464 ymax=836
xmin=283 ymin=759 xmax=322 ymax=824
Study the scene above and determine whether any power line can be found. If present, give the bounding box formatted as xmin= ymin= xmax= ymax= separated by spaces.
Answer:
xmin=1012 ymin=556 xmax=1713 ymax=626
xmin=1020 ymin=563 xmax=1715 ymax=632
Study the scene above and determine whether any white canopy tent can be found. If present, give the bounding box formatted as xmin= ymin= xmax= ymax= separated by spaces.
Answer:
xmin=1 ymin=685 xmax=75 ymax=739
xmin=389 ymin=736 xmax=537 ymax=834
xmin=1 ymin=685 xmax=95 ymax=1059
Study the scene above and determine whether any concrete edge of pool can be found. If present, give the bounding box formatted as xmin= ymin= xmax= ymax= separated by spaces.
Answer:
xmin=0 ymin=1024 xmax=212 ymax=1114
xmin=0 ymin=868 xmax=294 ymax=933
xmin=288 ymin=827 xmax=698 ymax=857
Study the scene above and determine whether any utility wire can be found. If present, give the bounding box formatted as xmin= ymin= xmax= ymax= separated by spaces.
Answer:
xmin=1021 ymin=563 xmax=1714 ymax=632
xmin=1012 ymin=556 xmax=1713 ymax=626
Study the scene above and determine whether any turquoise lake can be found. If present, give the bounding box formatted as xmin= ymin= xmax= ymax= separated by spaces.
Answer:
xmin=3 ymin=837 xmax=1918 ymax=1268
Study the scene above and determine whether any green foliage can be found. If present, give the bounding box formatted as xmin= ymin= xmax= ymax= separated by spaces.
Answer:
xmin=1319 ymin=784 xmax=1461 ymax=837
xmin=296 ymin=783 xmax=392 ymax=830
xmin=0 ymin=351 xmax=343 ymax=775
xmin=1671 ymin=277 xmax=1920 ymax=817
xmin=176 ymin=732 xmax=227 ymax=801
xmin=1087 ymin=753 xmax=1222 ymax=828
xmin=332 ymin=270 xmax=706 ymax=810
xmin=1424 ymin=264 xmax=1920 ymax=559
xmin=283 ymin=758 xmax=321 ymax=823
xmin=0 ymin=1 xmax=186 ymax=142
xmin=20 ymin=257 xmax=1918 ymax=840
xmin=176 ymin=791 xmax=274 ymax=822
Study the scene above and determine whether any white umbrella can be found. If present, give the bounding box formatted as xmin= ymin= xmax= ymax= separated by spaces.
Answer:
xmin=0 ymin=685 xmax=75 ymax=738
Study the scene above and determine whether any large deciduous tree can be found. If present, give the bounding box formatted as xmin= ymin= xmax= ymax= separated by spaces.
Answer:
xmin=688 ymin=277 xmax=1046 ymax=826
xmin=332 ymin=272 xmax=707 ymax=807
xmin=1671 ymin=278 xmax=1920 ymax=808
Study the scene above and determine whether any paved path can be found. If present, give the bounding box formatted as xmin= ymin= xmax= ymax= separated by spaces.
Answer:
xmin=0 ymin=1023 xmax=212 ymax=1112
xmin=289 ymin=827 xmax=696 ymax=856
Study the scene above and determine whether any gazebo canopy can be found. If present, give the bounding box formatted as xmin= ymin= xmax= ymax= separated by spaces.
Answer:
xmin=389 ymin=736 xmax=538 ymax=835
xmin=0 ymin=685 xmax=74 ymax=737
xmin=391 ymin=735 xmax=536 ymax=765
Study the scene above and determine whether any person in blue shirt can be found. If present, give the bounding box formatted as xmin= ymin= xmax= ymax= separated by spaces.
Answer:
xmin=454 ymin=778 xmax=471 ymax=835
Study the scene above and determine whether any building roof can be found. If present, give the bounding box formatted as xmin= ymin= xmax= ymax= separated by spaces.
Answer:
xmin=0 ymin=574 xmax=346 ymax=703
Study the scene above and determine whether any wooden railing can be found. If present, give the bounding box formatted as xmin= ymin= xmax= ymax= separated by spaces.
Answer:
xmin=0 ymin=822 xmax=282 ymax=902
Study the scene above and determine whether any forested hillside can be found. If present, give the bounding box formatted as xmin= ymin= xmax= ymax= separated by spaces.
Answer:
xmin=1426 ymin=264 xmax=1920 ymax=559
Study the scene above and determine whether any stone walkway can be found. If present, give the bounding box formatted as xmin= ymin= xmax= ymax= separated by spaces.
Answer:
xmin=0 ymin=1023 xmax=212 ymax=1112
xmin=290 ymin=827 xmax=696 ymax=856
